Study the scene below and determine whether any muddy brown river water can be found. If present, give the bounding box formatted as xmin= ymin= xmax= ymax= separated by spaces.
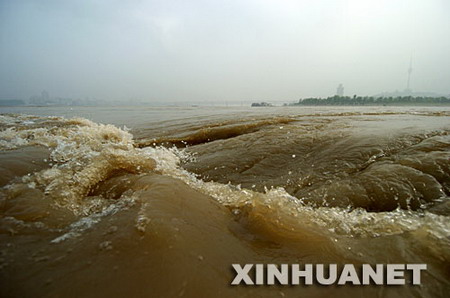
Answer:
xmin=0 ymin=105 xmax=449 ymax=297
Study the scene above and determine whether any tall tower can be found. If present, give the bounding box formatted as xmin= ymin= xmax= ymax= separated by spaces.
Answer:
xmin=405 ymin=57 xmax=413 ymax=93
xmin=336 ymin=83 xmax=344 ymax=96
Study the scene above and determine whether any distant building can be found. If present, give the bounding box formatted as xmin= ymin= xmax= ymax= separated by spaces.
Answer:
xmin=336 ymin=84 xmax=344 ymax=96
xmin=41 ymin=90 xmax=50 ymax=101
xmin=404 ymin=57 xmax=413 ymax=94
xmin=29 ymin=90 xmax=51 ymax=105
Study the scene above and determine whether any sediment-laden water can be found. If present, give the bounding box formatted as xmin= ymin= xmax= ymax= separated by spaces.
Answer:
xmin=0 ymin=106 xmax=449 ymax=297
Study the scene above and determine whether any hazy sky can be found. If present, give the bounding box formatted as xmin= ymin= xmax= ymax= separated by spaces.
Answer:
xmin=1 ymin=0 xmax=449 ymax=102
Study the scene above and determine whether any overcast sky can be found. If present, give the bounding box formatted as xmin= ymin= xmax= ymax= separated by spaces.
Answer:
xmin=1 ymin=0 xmax=449 ymax=102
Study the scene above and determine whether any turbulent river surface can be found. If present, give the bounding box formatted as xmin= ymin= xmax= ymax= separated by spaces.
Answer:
xmin=0 ymin=105 xmax=449 ymax=297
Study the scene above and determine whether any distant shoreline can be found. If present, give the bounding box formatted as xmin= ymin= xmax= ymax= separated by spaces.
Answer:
xmin=286 ymin=95 xmax=450 ymax=107
xmin=287 ymin=103 xmax=450 ymax=107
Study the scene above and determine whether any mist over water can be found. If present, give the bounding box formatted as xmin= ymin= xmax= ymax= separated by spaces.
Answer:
xmin=0 ymin=106 xmax=449 ymax=297
xmin=1 ymin=0 xmax=450 ymax=101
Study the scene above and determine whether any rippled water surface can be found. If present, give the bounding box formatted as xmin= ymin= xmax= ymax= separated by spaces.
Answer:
xmin=0 ymin=105 xmax=449 ymax=297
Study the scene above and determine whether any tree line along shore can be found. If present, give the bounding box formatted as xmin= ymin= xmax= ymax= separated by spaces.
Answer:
xmin=287 ymin=95 xmax=450 ymax=106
